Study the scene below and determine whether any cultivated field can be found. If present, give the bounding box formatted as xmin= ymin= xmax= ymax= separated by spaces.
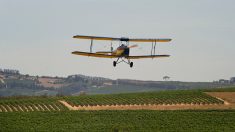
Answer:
xmin=63 ymin=90 xmax=223 ymax=106
xmin=1 ymin=110 xmax=235 ymax=131
xmin=0 ymin=97 xmax=68 ymax=112
xmin=0 ymin=90 xmax=227 ymax=112
xmin=1 ymin=90 xmax=235 ymax=112
xmin=1 ymin=89 xmax=235 ymax=131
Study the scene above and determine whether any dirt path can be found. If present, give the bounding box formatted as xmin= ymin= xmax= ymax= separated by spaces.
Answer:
xmin=42 ymin=104 xmax=51 ymax=111
xmin=0 ymin=105 xmax=7 ymax=112
xmin=32 ymin=104 xmax=40 ymax=111
xmin=28 ymin=105 xmax=34 ymax=111
xmin=23 ymin=106 xmax=29 ymax=112
xmin=48 ymin=104 xmax=56 ymax=111
xmin=11 ymin=105 xmax=18 ymax=111
xmin=37 ymin=104 xmax=45 ymax=111
xmin=17 ymin=105 xmax=24 ymax=112
xmin=53 ymin=104 xmax=60 ymax=111
xmin=6 ymin=105 xmax=13 ymax=112
xmin=205 ymin=92 xmax=235 ymax=108
xmin=205 ymin=92 xmax=235 ymax=104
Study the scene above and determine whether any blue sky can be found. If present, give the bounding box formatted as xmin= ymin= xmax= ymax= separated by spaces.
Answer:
xmin=0 ymin=0 xmax=235 ymax=81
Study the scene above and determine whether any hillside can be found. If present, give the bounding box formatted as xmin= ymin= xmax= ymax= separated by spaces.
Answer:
xmin=1 ymin=68 xmax=235 ymax=97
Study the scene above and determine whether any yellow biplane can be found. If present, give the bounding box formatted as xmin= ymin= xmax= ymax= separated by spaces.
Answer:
xmin=72 ymin=35 xmax=172 ymax=68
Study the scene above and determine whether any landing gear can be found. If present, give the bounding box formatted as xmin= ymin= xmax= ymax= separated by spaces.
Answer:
xmin=113 ymin=61 xmax=116 ymax=67
xmin=113 ymin=57 xmax=134 ymax=68
xmin=130 ymin=62 xmax=133 ymax=68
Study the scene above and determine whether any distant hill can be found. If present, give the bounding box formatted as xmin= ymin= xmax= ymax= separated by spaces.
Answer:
xmin=0 ymin=68 xmax=235 ymax=97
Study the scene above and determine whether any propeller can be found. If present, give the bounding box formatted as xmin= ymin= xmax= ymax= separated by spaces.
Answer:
xmin=128 ymin=44 xmax=138 ymax=48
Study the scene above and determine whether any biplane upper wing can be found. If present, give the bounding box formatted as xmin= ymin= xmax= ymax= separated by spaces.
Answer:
xmin=72 ymin=51 xmax=118 ymax=58
xmin=73 ymin=35 xmax=172 ymax=42
xmin=73 ymin=35 xmax=120 ymax=41
xmin=126 ymin=55 xmax=170 ymax=59
xmin=128 ymin=38 xmax=172 ymax=42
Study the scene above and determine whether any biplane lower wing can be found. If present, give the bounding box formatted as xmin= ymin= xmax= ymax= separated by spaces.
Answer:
xmin=72 ymin=51 xmax=118 ymax=58
xmin=126 ymin=55 xmax=170 ymax=59
xmin=72 ymin=51 xmax=170 ymax=59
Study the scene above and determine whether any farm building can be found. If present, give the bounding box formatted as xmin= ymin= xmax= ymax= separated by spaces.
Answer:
xmin=230 ymin=77 xmax=235 ymax=83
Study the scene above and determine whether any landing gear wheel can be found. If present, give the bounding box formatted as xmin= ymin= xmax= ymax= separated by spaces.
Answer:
xmin=130 ymin=62 xmax=133 ymax=68
xmin=113 ymin=61 xmax=117 ymax=67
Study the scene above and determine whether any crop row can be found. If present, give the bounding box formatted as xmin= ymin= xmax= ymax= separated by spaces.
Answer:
xmin=0 ymin=97 xmax=68 ymax=112
xmin=63 ymin=91 xmax=224 ymax=106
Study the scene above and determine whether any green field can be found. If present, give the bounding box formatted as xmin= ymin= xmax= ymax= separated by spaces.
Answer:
xmin=1 ymin=110 xmax=235 ymax=131
xmin=63 ymin=90 xmax=223 ymax=106
xmin=0 ymin=89 xmax=234 ymax=131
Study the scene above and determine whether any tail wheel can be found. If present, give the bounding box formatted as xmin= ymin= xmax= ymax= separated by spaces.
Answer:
xmin=113 ymin=61 xmax=117 ymax=67
xmin=130 ymin=62 xmax=133 ymax=68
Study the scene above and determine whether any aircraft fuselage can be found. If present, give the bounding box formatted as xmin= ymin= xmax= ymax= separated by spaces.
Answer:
xmin=112 ymin=44 xmax=129 ymax=57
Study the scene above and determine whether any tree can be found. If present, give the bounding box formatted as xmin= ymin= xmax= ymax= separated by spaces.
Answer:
xmin=163 ymin=76 xmax=170 ymax=81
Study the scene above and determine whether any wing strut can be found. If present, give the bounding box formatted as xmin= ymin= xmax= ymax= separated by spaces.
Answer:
xmin=154 ymin=40 xmax=157 ymax=55
xmin=110 ymin=41 xmax=113 ymax=52
xmin=151 ymin=42 xmax=153 ymax=55
xmin=150 ymin=40 xmax=157 ymax=56
xmin=90 ymin=39 xmax=93 ymax=53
